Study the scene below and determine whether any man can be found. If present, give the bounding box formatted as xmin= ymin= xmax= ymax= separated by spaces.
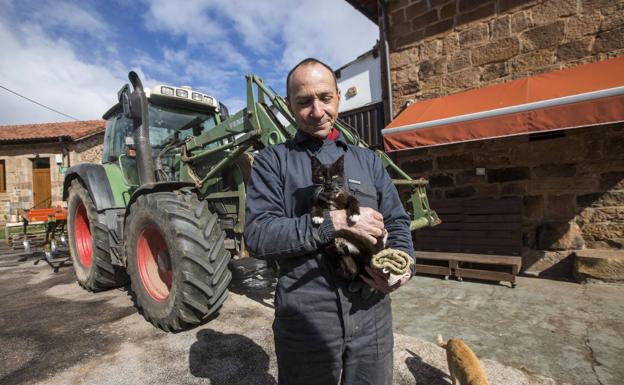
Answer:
xmin=244 ymin=58 xmax=415 ymax=385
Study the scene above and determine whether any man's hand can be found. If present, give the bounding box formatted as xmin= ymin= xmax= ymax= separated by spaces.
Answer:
xmin=329 ymin=207 xmax=384 ymax=245
xmin=360 ymin=266 xmax=411 ymax=294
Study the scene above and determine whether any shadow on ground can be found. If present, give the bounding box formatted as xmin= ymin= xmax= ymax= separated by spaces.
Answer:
xmin=405 ymin=348 xmax=449 ymax=385
xmin=0 ymin=265 xmax=136 ymax=385
xmin=189 ymin=328 xmax=276 ymax=385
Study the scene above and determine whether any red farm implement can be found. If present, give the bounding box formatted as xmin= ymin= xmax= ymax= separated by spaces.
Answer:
xmin=4 ymin=206 xmax=69 ymax=269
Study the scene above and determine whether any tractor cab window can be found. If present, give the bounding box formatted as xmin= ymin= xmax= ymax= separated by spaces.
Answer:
xmin=102 ymin=105 xmax=217 ymax=164
xmin=103 ymin=115 xmax=135 ymax=163
xmin=148 ymin=104 xmax=217 ymax=149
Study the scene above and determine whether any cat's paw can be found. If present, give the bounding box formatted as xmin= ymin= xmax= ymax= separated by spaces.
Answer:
xmin=312 ymin=216 xmax=325 ymax=225
xmin=348 ymin=214 xmax=360 ymax=223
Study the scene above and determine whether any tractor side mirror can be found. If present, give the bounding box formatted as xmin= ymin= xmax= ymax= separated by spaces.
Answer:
xmin=118 ymin=74 xmax=146 ymax=122
xmin=118 ymin=84 xmax=132 ymax=119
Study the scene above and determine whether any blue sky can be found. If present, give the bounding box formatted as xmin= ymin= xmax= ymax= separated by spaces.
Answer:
xmin=0 ymin=0 xmax=378 ymax=124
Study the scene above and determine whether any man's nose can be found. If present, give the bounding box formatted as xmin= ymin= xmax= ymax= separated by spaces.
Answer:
xmin=309 ymin=100 xmax=324 ymax=119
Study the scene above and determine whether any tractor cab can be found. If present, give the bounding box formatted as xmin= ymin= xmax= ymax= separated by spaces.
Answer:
xmin=101 ymin=84 xmax=223 ymax=185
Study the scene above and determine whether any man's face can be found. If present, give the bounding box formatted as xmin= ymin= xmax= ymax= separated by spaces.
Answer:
xmin=287 ymin=63 xmax=340 ymax=140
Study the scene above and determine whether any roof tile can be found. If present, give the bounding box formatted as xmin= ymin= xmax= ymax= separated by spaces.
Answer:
xmin=0 ymin=120 xmax=105 ymax=143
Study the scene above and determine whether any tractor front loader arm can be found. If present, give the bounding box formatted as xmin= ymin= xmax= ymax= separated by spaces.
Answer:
xmin=181 ymin=74 xmax=440 ymax=232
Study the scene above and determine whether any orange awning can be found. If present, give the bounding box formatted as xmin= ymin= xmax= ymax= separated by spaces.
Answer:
xmin=383 ymin=56 xmax=624 ymax=152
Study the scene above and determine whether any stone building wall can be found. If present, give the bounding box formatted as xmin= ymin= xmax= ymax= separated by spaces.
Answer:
xmin=0 ymin=133 xmax=103 ymax=224
xmin=398 ymin=123 xmax=624 ymax=272
xmin=69 ymin=133 xmax=104 ymax=165
xmin=388 ymin=0 xmax=624 ymax=112
xmin=386 ymin=0 xmax=624 ymax=274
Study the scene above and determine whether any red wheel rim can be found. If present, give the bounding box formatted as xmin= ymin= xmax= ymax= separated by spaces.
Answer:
xmin=74 ymin=202 xmax=92 ymax=268
xmin=136 ymin=226 xmax=173 ymax=301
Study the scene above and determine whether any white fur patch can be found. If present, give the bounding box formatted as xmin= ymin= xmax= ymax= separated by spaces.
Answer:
xmin=346 ymin=241 xmax=361 ymax=256
xmin=312 ymin=216 xmax=324 ymax=225
xmin=348 ymin=214 xmax=360 ymax=223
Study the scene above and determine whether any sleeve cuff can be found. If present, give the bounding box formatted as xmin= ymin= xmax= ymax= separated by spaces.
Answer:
xmin=317 ymin=209 xmax=336 ymax=245
xmin=409 ymin=260 xmax=416 ymax=279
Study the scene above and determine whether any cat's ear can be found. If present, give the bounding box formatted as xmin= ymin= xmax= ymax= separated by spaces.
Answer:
xmin=331 ymin=155 xmax=345 ymax=173
xmin=311 ymin=156 xmax=322 ymax=169
xmin=311 ymin=156 xmax=323 ymax=184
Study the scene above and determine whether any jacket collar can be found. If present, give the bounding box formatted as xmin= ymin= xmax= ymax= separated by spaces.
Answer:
xmin=294 ymin=128 xmax=348 ymax=151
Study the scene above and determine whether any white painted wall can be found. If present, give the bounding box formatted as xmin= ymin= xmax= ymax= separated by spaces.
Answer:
xmin=336 ymin=51 xmax=382 ymax=113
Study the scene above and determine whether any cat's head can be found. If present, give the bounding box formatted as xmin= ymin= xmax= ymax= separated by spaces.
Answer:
xmin=311 ymin=155 xmax=344 ymax=192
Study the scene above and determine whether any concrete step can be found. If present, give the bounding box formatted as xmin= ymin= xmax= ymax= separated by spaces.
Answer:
xmin=574 ymin=249 xmax=624 ymax=283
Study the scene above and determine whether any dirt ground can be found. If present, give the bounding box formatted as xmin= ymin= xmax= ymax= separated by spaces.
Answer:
xmin=1 ymin=244 xmax=622 ymax=385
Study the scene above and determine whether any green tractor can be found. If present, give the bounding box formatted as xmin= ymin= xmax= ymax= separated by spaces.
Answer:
xmin=63 ymin=71 xmax=439 ymax=332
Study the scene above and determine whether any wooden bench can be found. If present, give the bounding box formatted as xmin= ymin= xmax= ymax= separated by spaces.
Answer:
xmin=414 ymin=197 xmax=523 ymax=287
xmin=415 ymin=251 xmax=522 ymax=287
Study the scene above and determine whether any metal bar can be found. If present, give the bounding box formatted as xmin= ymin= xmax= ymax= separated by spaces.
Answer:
xmin=184 ymin=132 xmax=255 ymax=162
xmin=204 ymin=191 xmax=241 ymax=199
xmin=197 ymin=144 xmax=250 ymax=185
xmin=251 ymin=75 xmax=298 ymax=127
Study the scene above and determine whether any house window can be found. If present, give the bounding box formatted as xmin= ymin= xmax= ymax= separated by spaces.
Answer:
xmin=0 ymin=160 xmax=5 ymax=192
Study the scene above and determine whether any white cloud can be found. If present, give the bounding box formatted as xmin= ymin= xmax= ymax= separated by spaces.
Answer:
xmin=31 ymin=2 xmax=112 ymax=42
xmin=142 ymin=0 xmax=378 ymax=72
xmin=0 ymin=20 xmax=125 ymax=124
xmin=0 ymin=0 xmax=378 ymax=125
xmin=219 ymin=97 xmax=245 ymax=114
xmin=280 ymin=1 xmax=379 ymax=69
xmin=144 ymin=0 xmax=225 ymax=42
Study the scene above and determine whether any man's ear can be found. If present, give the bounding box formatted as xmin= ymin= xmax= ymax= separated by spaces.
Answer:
xmin=285 ymin=96 xmax=294 ymax=115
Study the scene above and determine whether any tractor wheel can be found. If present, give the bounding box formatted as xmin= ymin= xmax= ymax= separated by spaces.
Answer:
xmin=124 ymin=191 xmax=231 ymax=332
xmin=67 ymin=179 xmax=128 ymax=291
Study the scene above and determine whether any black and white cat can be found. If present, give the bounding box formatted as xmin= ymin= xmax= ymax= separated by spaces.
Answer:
xmin=310 ymin=155 xmax=387 ymax=280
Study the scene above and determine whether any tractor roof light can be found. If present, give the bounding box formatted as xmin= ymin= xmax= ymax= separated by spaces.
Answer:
xmin=149 ymin=84 xmax=219 ymax=108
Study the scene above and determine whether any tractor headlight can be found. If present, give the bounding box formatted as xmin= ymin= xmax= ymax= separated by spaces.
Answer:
xmin=161 ymin=86 xmax=174 ymax=96
xmin=176 ymin=89 xmax=188 ymax=98
xmin=192 ymin=92 xmax=203 ymax=102
xmin=203 ymin=96 xmax=214 ymax=105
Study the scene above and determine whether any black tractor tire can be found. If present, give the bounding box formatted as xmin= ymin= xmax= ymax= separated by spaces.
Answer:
xmin=67 ymin=179 xmax=128 ymax=291
xmin=124 ymin=190 xmax=231 ymax=332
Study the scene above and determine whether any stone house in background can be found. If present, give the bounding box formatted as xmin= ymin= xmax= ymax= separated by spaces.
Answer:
xmin=0 ymin=120 xmax=105 ymax=225
xmin=347 ymin=0 xmax=624 ymax=278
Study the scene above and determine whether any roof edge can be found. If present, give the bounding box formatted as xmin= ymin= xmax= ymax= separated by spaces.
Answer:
xmin=345 ymin=0 xmax=378 ymax=24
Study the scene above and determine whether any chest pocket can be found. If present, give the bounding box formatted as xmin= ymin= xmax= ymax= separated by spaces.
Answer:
xmin=348 ymin=181 xmax=378 ymax=210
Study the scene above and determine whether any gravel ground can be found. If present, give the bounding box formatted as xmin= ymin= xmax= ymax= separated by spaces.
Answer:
xmin=0 ymin=246 xmax=565 ymax=385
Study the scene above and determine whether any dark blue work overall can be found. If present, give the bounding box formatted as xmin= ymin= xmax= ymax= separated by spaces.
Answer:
xmin=244 ymin=131 xmax=415 ymax=385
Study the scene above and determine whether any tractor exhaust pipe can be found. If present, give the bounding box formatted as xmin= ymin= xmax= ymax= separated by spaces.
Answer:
xmin=122 ymin=71 xmax=155 ymax=185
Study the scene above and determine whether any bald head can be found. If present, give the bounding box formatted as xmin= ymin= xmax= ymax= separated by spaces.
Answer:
xmin=286 ymin=58 xmax=338 ymax=99
xmin=285 ymin=58 xmax=341 ymax=140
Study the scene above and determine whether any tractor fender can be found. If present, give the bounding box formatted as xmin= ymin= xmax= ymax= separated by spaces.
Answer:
xmin=125 ymin=181 xmax=196 ymax=215
xmin=63 ymin=164 xmax=117 ymax=211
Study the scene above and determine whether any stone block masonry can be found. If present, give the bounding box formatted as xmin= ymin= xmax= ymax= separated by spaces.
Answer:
xmin=386 ymin=0 xmax=624 ymax=275
xmin=0 ymin=133 xmax=104 ymax=226
xmin=388 ymin=0 xmax=624 ymax=112
xmin=397 ymin=123 xmax=624 ymax=262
